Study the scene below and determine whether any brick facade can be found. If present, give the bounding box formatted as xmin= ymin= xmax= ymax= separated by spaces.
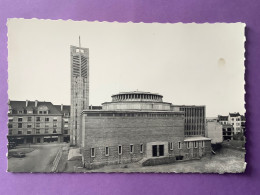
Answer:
xmin=81 ymin=110 xmax=211 ymax=169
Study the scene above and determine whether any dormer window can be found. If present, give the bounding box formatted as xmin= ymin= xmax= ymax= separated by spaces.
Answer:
xmin=27 ymin=110 xmax=33 ymax=114
xmin=18 ymin=110 xmax=23 ymax=114
xmin=38 ymin=105 xmax=49 ymax=115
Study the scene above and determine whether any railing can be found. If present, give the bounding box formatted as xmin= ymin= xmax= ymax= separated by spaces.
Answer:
xmin=51 ymin=147 xmax=62 ymax=172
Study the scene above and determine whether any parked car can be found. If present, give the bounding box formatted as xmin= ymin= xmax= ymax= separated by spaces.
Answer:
xmin=7 ymin=142 xmax=16 ymax=149
xmin=12 ymin=152 xmax=26 ymax=158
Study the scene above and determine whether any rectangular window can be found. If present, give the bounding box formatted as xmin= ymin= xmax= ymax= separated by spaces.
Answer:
xmin=45 ymin=124 xmax=49 ymax=128
xmin=39 ymin=111 xmax=42 ymax=114
xmin=53 ymin=117 xmax=57 ymax=121
xmin=36 ymin=129 xmax=40 ymax=134
xmin=152 ymin=145 xmax=157 ymax=157
xmin=8 ymin=117 xmax=13 ymax=122
xmin=28 ymin=117 xmax=32 ymax=121
xmin=18 ymin=111 xmax=23 ymax=114
xmin=18 ymin=123 xmax=22 ymax=128
xmin=178 ymin=141 xmax=181 ymax=149
xmin=9 ymin=130 xmax=12 ymax=135
xmin=118 ymin=145 xmax=122 ymax=155
xmin=159 ymin=145 xmax=164 ymax=156
xmin=36 ymin=117 xmax=40 ymax=121
xmin=45 ymin=129 xmax=49 ymax=134
xmin=43 ymin=111 xmax=47 ymax=114
xmin=8 ymin=124 xmax=12 ymax=128
xmin=152 ymin=145 xmax=164 ymax=157
xmin=140 ymin=144 xmax=143 ymax=153
xmin=194 ymin=141 xmax=197 ymax=148
xmin=45 ymin=118 xmax=49 ymax=122
xmin=91 ymin=148 xmax=95 ymax=157
xmin=130 ymin=144 xmax=134 ymax=153
xmin=64 ymin=130 xmax=68 ymax=134
xmin=53 ymin=129 xmax=57 ymax=133
xmin=170 ymin=142 xmax=173 ymax=150
xmin=18 ymin=130 xmax=22 ymax=135
xmin=36 ymin=123 xmax=40 ymax=128
xmin=105 ymin=146 xmax=109 ymax=156
xmin=18 ymin=117 xmax=23 ymax=122
xmin=27 ymin=124 xmax=32 ymax=128
xmin=53 ymin=123 xmax=57 ymax=128
xmin=27 ymin=130 xmax=31 ymax=134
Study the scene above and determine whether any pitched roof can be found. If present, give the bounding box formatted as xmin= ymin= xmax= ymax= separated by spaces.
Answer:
xmin=54 ymin=105 xmax=70 ymax=114
xmin=229 ymin=113 xmax=240 ymax=117
xmin=218 ymin=115 xmax=228 ymax=121
xmin=9 ymin=100 xmax=62 ymax=115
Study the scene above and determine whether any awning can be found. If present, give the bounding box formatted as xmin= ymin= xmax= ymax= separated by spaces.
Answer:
xmin=184 ymin=137 xmax=211 ymax=142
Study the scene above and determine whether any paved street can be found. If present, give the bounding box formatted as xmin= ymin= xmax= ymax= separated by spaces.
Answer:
xmin=8 ymin=143 xmax=64 ymax=173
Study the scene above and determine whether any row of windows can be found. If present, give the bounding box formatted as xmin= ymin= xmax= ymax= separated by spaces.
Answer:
xmin=89 ymin=142 xmax=203 ymax=158
xmin=112 ymin=94 xmax=162 ymax=101
xmin=231 ymin=118 xmax=240 ymax=121
xmin=9 ymin=117 xmax=58 ymax=122
xmin=180 ymin=108 xmax=205 ymax=117
xmin=186 ymin=141 xmax=205 ymax=149
xmin=184 ymin=131 xmax=205 ymax=136
xmin=11 ymin=110 xmax=50 ymax=114
xmin=86 ymin=113 xmax=182 ymax=118
xmin=170 ymin=142 xmax=182 ymax=150
xmin=9 ymin=123 xmax=58 ymax=129
xmin=9 ymin=129 xmax=57 ymax=135
xmin=91 ymin=144 xmax=144 ymax=157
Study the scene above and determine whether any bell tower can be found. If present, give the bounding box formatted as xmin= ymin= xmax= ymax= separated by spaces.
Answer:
xmin=70 ymin=37 xmax=89 ymax=146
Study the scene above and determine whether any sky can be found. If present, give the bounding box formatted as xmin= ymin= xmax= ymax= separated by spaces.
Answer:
xmin=8 ymin=19 xmax=245 ymax=117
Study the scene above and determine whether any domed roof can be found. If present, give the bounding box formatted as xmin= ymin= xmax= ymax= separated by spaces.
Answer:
xmin=112 ymin=91 xmax=163 ymax=97
xmin=110 ymin=91 xmax=163 ymax=103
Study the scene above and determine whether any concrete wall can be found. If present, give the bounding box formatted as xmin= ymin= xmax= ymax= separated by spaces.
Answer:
xmin=70 ymin=45 xmax=89 ymax=146
xmin=206 ymin=121 xmax=223 ymax=144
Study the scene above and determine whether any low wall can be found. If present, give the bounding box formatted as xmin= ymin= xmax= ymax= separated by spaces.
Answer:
xmin=142 ymin=157 xmax=176 ymax=166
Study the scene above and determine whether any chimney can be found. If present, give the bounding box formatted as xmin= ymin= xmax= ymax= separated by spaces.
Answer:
xmin=61 ymin=104 xmax=63 ymax=111
xmin=35 ymin=100 xmax=38 ymax=107
xmin=26 ymin=100 xmax=29 ymax=107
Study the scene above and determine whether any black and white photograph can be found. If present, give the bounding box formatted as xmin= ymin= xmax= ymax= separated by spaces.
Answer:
xmin=7 ymin=19 xmax=246 ymax=173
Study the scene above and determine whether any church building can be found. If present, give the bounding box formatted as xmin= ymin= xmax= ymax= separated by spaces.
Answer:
xmin=70 ymin=40 xmax=211 ymax=169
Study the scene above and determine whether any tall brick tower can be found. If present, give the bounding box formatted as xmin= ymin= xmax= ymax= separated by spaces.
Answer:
xmin=70 ymin=37 xmax=89 ymax=146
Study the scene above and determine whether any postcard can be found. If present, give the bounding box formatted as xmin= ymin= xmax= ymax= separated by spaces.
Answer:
xmin=7 ymin=19 xmax=246 ymax=173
